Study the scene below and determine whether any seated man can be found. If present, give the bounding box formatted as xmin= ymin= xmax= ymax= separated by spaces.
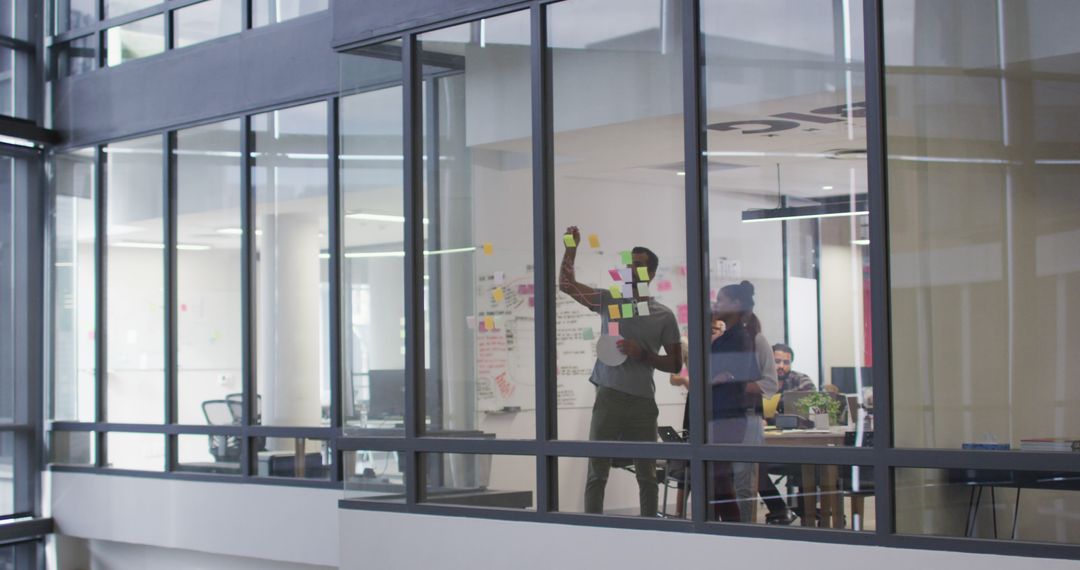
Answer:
xmin=773 ymin=343 xmax=815 ymax=393
xmin=760 ymin=343 xmax=815 ymax=525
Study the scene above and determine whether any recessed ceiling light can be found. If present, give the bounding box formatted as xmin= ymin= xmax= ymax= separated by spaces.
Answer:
xmin=822 ymin=185 xmax=834 ymax=190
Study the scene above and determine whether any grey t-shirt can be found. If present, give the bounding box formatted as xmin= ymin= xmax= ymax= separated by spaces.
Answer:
xmin=589 ymin=289 xmax=680 ymax=399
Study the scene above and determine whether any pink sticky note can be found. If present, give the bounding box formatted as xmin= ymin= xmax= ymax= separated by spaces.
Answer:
xmin=608 ymin=269 xmax=622 ymax=281
xmin=678 ymin=265 xmax=687 ymax=276
xmin=528 ymin=297 xmax=535 ymax=307
xmin=658 ymin=280 xmax=672 ymax=292
xmin=677 ymin=304 xmax=689 ymax=325
xmin=608 ymin=322 xmax=620 ymax=336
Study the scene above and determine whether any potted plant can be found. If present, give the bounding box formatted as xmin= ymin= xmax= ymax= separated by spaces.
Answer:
xmin=794 ymin=392 xmax=842 ymax=427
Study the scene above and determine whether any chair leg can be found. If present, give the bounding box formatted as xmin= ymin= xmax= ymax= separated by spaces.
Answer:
xmin=851 ymin=495 xmax=864 ymax=531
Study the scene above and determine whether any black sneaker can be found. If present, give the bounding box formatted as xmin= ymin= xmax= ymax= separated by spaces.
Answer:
xmin=765 ymin=510 xmax=797 ymax=525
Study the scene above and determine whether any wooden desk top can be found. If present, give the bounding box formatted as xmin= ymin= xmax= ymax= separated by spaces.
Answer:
xmin=764 ymin=429 xmax=848 ymax=447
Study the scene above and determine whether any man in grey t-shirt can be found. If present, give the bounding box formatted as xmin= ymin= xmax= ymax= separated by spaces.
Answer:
xmin=559 ymin=226 xmax=682 ymax=517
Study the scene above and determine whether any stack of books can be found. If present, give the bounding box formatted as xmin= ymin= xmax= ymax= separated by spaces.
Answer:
xmin=1019 ymin=438 xmax=1080 ymax=452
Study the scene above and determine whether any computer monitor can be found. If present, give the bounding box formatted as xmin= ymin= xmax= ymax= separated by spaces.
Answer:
xmin=830 ymin=366 xmax=873 ymax=394
xmin=363 ymin=369 xmax=440 ymax=422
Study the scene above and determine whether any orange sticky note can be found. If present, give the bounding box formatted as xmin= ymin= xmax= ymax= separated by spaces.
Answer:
xmin=483 ymin=316 xmax=495 ymax=331
xmin=588 ymin=234 xmax=600 ymax=248
xmin=608 ymin=305 xmax=620 ymax=320
xmin=636 ymin=267 xmax=649 ymax=281
xmin=492 ymin=287 xmax=505 ymax=302
xmin=483 ymin=242 xmax=493 ymax=256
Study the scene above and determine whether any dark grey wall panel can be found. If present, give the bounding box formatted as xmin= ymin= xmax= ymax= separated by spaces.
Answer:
xmin=333 ymin=0 xmax=524 ymax=49
xmin=53 ymin=14 xmax=338 ymax=148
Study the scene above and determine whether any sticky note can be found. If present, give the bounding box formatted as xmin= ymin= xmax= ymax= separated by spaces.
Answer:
xmin=608 ymin=322 xmax=620 ymax=336
xmin=636 ymin=267 xmax=649 ymax=281
xmin=494 ymin=271 xmax=505 ymax=284
xmin=677 ymin=265 xmax=687 ymax=276
xmin=492 ymin=287 xmax=505 ymax=302
xmin=466 ymin=316 xmax=477 ymax=329
xmin=637 ymin=301 xmax=650 ymax=316
xmin=621 ymin=303 xmax=634 ymax=319
xmin=582 ymin=327 xmax=594 ymax=340
xmin=608 ymin=269 xmax=622 ymax=281
xmin=483 ymin=316 xmax=495 ymax=331
xmin=563 ymin=234 xmax=577 ymax=248
xmin=657 ymin=280 xmax=672 ymax=292
xmin=618 ymin=268 xmax=632 ymax=282
xmin=588 ymin=234 xmax=600 ymax=248
xmin=609 ymin=285 xmax=622 ymax=299
xmin=638 ymin=283 xmax=650 ymax=297
xmin=621 ymin=284 xmax=633 ymax=299
xmin=677 ymin=304 xmax=689 ymax=325
xmin=608 ymin=305 xmax=620 ymax=320
xmin=528 ymin=297 xmax=535 ymax=307
xmin=620 ymin=250 xmax=632 ymax=265
xmin=483 ymin=242 xmax=493 ymax=256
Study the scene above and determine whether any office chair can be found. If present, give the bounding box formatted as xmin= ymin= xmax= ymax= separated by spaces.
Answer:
xmin=224 ymin=393 xmax=267 ymax=452
xmin=201 ymin=399 xmax=240 ymax=462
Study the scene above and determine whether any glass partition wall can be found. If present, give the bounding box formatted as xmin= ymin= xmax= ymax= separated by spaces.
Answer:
xmin=46 ymin=0 xmax=1080 ymax=558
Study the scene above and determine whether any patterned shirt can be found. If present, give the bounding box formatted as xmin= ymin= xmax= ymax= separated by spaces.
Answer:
xmin=779 ymin=370 xmax=815 ymax=393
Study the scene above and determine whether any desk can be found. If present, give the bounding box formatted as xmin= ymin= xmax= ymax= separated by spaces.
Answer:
xmin=765 ymin=430 xmax=848 ymax=528
xmin=948 ymin=469 xmax=1080 ymax=540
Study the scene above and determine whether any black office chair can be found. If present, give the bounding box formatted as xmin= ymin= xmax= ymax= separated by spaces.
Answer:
xmin=224 ymin=393 xmax=267 ymax=452
xmin=201 ymin=400 xmax=240 ymax=462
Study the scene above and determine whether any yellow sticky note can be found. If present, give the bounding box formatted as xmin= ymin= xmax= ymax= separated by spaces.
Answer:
xmin=636 ymin=267 xmax=649 ymax=281
xmin=483 ymin=242 xmax=493 ymax=256
xmin=492 ymin=287 xmax=505 ymax=302
xmin=563 ymin=234 xmax=577 ymax=248
xmin=483 ymin=316 xmax=495 ymax=331
xmin=608 ymin=285 xmax=622 ymax=299
xmin=588 ymin=234 xmax=600 ymax=248
xmin=608 ymin=305 xmax=620 ymax=320
xmin=621 ymin=303 xmax=634 ymax=319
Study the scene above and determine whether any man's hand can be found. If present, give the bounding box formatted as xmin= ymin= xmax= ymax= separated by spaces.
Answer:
xmin=617 ymin=338 xmax=646 ymax=361
xmin=564 ymin=226 xmax=581 ymax=249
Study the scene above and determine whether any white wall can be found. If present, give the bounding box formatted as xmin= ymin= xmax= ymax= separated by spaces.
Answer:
xmin=53 ymin=537 xmax=332 ymax=570
xmin=339 ymin=509 xmax=1080 ymax=570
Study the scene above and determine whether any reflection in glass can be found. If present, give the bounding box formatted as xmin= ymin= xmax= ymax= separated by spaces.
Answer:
xmin=339 ymin=41 xmax=405 ymax=434
xmin=105 ymin=15 xmax=164 ymax=67
xmin=55 ymin=0 xmax=96 ymax=34
xmin=343 ymin=450 xmax=405 ymax=502
xmin=0 ymin=432 xmax=11 ymax=515
xmin=259 ymin=437 xmax=330 ymax=479
xmin=253 ymin=101 xmax=330 ymax=427
xmin=105 ymin=135 xmax=165 ymax=424
xmin=253 ymin=0 xmax=327 ymax=27
xmin=0 ymin=156 xmax=10 ymax=422
xmin=49 ymin=431 xmax=95 ymax=466
xmin=176 ymin=433 xmax=240 ymax=474
xmin=896 ymin=468 xmax=1080 ymax=543
xmin=557 ymin=456 xmax=680 ymax=518
xmin=173 ymin=0 xmax=242 ymax=49
xmin=105 ymin=432 xmax=163 ymax=471
xmin=57 ymin=36 xmax=96 ymax=78
xmin=105 ymin=0 xmax=156 ymax=19
xmin=886 ymin=1 xmax=1080 ymax=450
xmin=52 ymin=149 xmax=96 ymax=422
xmin=419 ymin=12 xmax=534 ymax=438
xmin=421 ymin=453 xmax=535 ymax=509
xmin=175 ymin=119 xmax=243 ymax=425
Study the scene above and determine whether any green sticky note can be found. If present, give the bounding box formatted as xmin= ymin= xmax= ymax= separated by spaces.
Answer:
xmin=563 ymin=234 xmax=577 ymax=248
xmin=621 ymin=303 xmax=633 ymax=319
xmin=620 ymin=250 xmax=632 ymax=265
xmin=636 ymin=267 xmax=649 ymax=281
xmin=582 ymin=327 xmax=594 ymax=340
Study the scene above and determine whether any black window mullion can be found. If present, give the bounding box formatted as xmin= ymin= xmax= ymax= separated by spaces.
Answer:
xmin=93 ymin=144 xmax=106 ymax=467
xmin=862 ymin=0 xmax=894 ymax=538
xmin=327 ymin=95 xmax=343 ymax=483
xmin=402 ymin=33 xmax=425 ymax=504
xmin=164 ymin=131 xmax=178 ymax=472
xmin=530 ymin=2 xmax=557 ymax=514
xmin=240 ymin=115 xmax=255 ymax=478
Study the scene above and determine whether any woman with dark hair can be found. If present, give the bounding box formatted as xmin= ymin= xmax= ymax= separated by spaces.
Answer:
xmin=709 ymin=280 xmax=778 ymax=522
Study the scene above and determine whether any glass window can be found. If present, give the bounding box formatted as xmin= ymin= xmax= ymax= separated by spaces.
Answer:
xmin=0 ymin=155 xmax=10 ymax=423
xmin=175 ymin=119 xmax=243 ymax=425
xmin=556 ymin=455 xmax=679 ymax=518
xmin=105 ymin=0 xmax=157 ymax=20
xmin=105 ymin=15 xmax=165 ymax=67
xmin=886 ymin=1 xmax=1080 ymax=449
xmin=56 ymin=36 xmax=97 ymax=78
xmin=55 ymin=0 xmax=96 ymax=34
xmin=252 ymin=101 xmax=330 ymax=427
xmin=173 ymin=0 xmax=242 ymax=50
xmin=51 ymin=149 xmax=97 ymax=423
xmin=418 ymin=12 xmax=534 ymax=438
xmin=105 ymin=432 xmax=164 ymax=471
xmin=896 ymin=467 xmax=1080 ymax=544
xmin=339 ymin=41 xmax=405 ymax=435
xmin=344 ymin=449 xmax=405 ymax=502
xmin=548 ymin=0 xmax=688 ymax=449
xmin=105 ymin=135 xmax=165 ymax=424
xmin=49 ymin=431 xmax=95 ymax=465
xmin=421 ymin=453 xmax=535 ymax=509
xmin=0 ymin=432 xmax=12 ymax=515
xmin=252 ymin=0 xmax=326 ymax=27
xmin=0 ymin=47 xmax=31 ymax=119
xmin=258 ymin=437 xmax=330 ymax=479
xmin=700 ymin=0 xmax=871 ymax=486
xmin=177 ymin=433 xmax=240 ymax=474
